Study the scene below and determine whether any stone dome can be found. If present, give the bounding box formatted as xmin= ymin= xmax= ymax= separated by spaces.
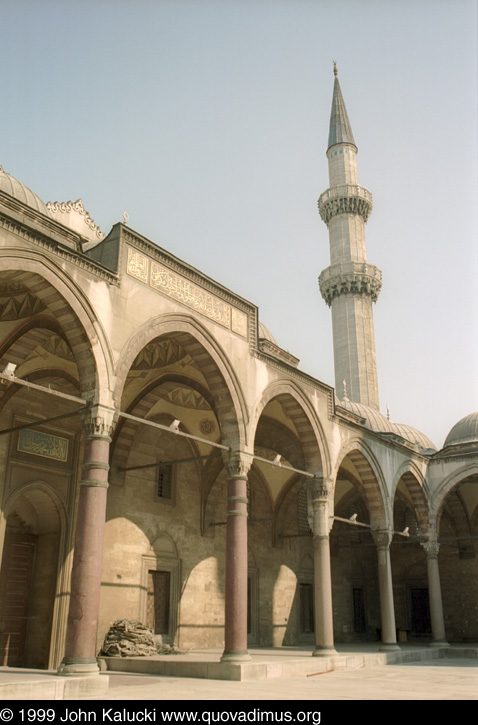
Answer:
xmin=339 ymin=399 xmax=436 ymax=451
xmin=444 ymin=412 xmax=478 ymax=447
xmin=0 ymin=165 xmax=51 ymax=216
xmin=258 ymin=322 xmax=277 ymax=345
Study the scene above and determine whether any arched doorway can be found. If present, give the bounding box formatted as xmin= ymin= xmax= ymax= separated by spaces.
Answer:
xmin=0 ymin=485 xmax=63 ymax=668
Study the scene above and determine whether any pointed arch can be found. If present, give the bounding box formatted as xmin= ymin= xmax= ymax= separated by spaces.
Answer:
xmin=0 ymin=251 xmax=113 ymax=401
xmin=250 ymin=379 xmax=329 ymax=476
xmin=114 ymin=313 xmax=247 ymax=447
xmin=391 ymin=461 xmax=430 ymax=533
xmin=432 ymin=463 xmax=478 ymax=518
xmin=333 ymin=438 xmax=389 ymax=528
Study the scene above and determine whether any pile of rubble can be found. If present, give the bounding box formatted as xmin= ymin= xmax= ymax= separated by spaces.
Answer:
xmin=99 ymin=619 xmax=179 ymax=657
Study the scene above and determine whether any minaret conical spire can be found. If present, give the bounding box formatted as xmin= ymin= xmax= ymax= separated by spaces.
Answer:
xmin=328 ymin=64 xmax=356 ymax=150
xmin=318 ymin=67 xmax=382 ymax=410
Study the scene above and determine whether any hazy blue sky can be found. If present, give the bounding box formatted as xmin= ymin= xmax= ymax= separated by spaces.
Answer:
xmin=1 ymin=0 xmax=477 ymax=447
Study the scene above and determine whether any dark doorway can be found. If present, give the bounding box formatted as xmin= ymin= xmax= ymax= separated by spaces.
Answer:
xmin=0 ymin=529 xmax=37 ymax=666
xmin=353 ymin=587 xmax=366 ymax=633
xmin=147 ymin=570 xmax=171 ymax=635
xmin=299 ymin=582 xmax=314 ymax=633
xmin=410 ymin=588 xmax=431 ymax=634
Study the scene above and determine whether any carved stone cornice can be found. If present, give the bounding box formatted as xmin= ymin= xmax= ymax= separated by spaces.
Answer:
xmin=0 ymin=213 xmax=119 ymax=286
xmin=223 ymin=450 xmax=252 ymax=480
xmin=319 ymin=262 xmax=382 ymax=306
xmin=258 ymin=339 xmax=300 ymax=368
xmin=122 ymin=228 xmax=255 ymax=316
xmin=318 ymin=185 xmax=373 ymax=225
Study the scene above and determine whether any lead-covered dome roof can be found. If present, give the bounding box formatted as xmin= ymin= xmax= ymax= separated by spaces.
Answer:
xmin=0 ymin=165 xmax=51 ymax=216
xmin=444 ymin=412 xmax=478 ymax=447
xmin=339 ymin=399 xmax=436 ymax=451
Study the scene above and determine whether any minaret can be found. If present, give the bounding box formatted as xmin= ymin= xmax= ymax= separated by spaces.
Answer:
xmin=319 ymin=64 xmax=382 ymax=410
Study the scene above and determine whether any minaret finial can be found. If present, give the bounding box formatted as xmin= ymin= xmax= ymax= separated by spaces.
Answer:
xmin=343 ymin=379 xmax=348 ymax=402
xmin=333 ymin=61 xmax=338 ymax=77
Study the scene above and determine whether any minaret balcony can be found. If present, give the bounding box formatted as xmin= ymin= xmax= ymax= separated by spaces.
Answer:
xmin=318 ymin=184 xmax=373 ymax=224
xmin=319 ymin=262 xmax=382 ymax=306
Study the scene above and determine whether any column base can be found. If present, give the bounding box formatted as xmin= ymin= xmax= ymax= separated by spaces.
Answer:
xmin=57 ymin=658 xmax=100 ymax=677
xmin=220 ymin=650 xmax=251 ymax=663
xmin=429 ymin=640 xmax=450 ymax=648
xmin=312 ymin=647 xmax=336 ymax=657
xmin=379 ymin=643 xmax=401 ymax=652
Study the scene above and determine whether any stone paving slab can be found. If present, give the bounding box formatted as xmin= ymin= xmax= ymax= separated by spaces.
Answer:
xmin=0 ymin=645 xmax=476 ymax=701
xmin=80 ymin=658 xmax=478 ymax=700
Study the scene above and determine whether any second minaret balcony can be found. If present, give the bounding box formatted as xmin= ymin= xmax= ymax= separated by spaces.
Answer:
xmin=318 ymin=184 xmax=373 ymax=225
xmin=319 ymin=261 xmax=382 ymax=306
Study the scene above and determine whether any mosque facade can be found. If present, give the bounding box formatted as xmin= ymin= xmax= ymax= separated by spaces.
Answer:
xmin=0 ymin=70 xmax=476 ymax=674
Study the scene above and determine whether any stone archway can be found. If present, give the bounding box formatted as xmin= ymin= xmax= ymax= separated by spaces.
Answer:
xmin=434 ymin=470 xmax=478 ymax=642
xmin=0 ymin=484 xmax=64 ymax=669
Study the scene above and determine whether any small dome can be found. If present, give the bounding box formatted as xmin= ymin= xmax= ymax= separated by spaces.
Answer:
xmin=391 ymin=423 xmax=436 ymax=452
xmin=444 ymin=412 xmax=478 ymax=447
xmin=258 ymin=322 xmax=277 ymax=345
xmin=339 ymin=399 xmax=436 ymax=451
xmin=0 ymin=165 xmax=51 ymax=216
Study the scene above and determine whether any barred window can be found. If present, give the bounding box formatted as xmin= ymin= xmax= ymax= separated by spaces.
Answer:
xmin=157 ymin=464 xmax=173 ymax=500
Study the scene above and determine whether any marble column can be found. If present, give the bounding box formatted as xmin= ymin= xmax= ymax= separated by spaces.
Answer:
xmin=373 ymin=530 xmax=400 ymax=650
xmin=307 ymin=477 xmax=336 ymax=656
xmin=59 ymin=406 xmax=113 ymax=677
xmin=422 ymin=537 xmax=449 ymax=646
xmin=221 ymin=451 xmax=251 ymax=663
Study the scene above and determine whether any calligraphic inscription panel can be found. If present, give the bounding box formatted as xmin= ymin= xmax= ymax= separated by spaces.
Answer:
xmin=18 ymin=429 xmax=69 ymax=462
xmin=126 ymin=246 xmax=247 ymax=338
xmin=126 ymin=247 xmax=149 ymax=283
xmin=150 ymin=260 xmax=231 ymax=329
xmin=231 ymin=307 xmax=247 ymax=337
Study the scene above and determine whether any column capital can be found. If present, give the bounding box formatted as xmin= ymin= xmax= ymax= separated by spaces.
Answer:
xmin=306 ymin=476 xmax=333 ymax=501
xmin=80 ymin=404 xmax=115 ymax=440
xmin=223 ymin=450 xmax=252 ymax=480
xmin=422 ymin=538 xmax=440 ymax=558
xmin=372 ymin=529 xmax=393 ymax=549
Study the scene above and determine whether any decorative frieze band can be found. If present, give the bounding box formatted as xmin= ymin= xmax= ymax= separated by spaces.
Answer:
xmin=127 ymin=246 xmax=248 ymax=338
xmin=319 ymin=262 xmax=382 ymax=306
xmin=318 ymin=184 xmax=373 ymax=225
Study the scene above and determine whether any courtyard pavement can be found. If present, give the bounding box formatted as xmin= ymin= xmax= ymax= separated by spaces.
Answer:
xmin=0 ymin=644 xmax=476 ymax=701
